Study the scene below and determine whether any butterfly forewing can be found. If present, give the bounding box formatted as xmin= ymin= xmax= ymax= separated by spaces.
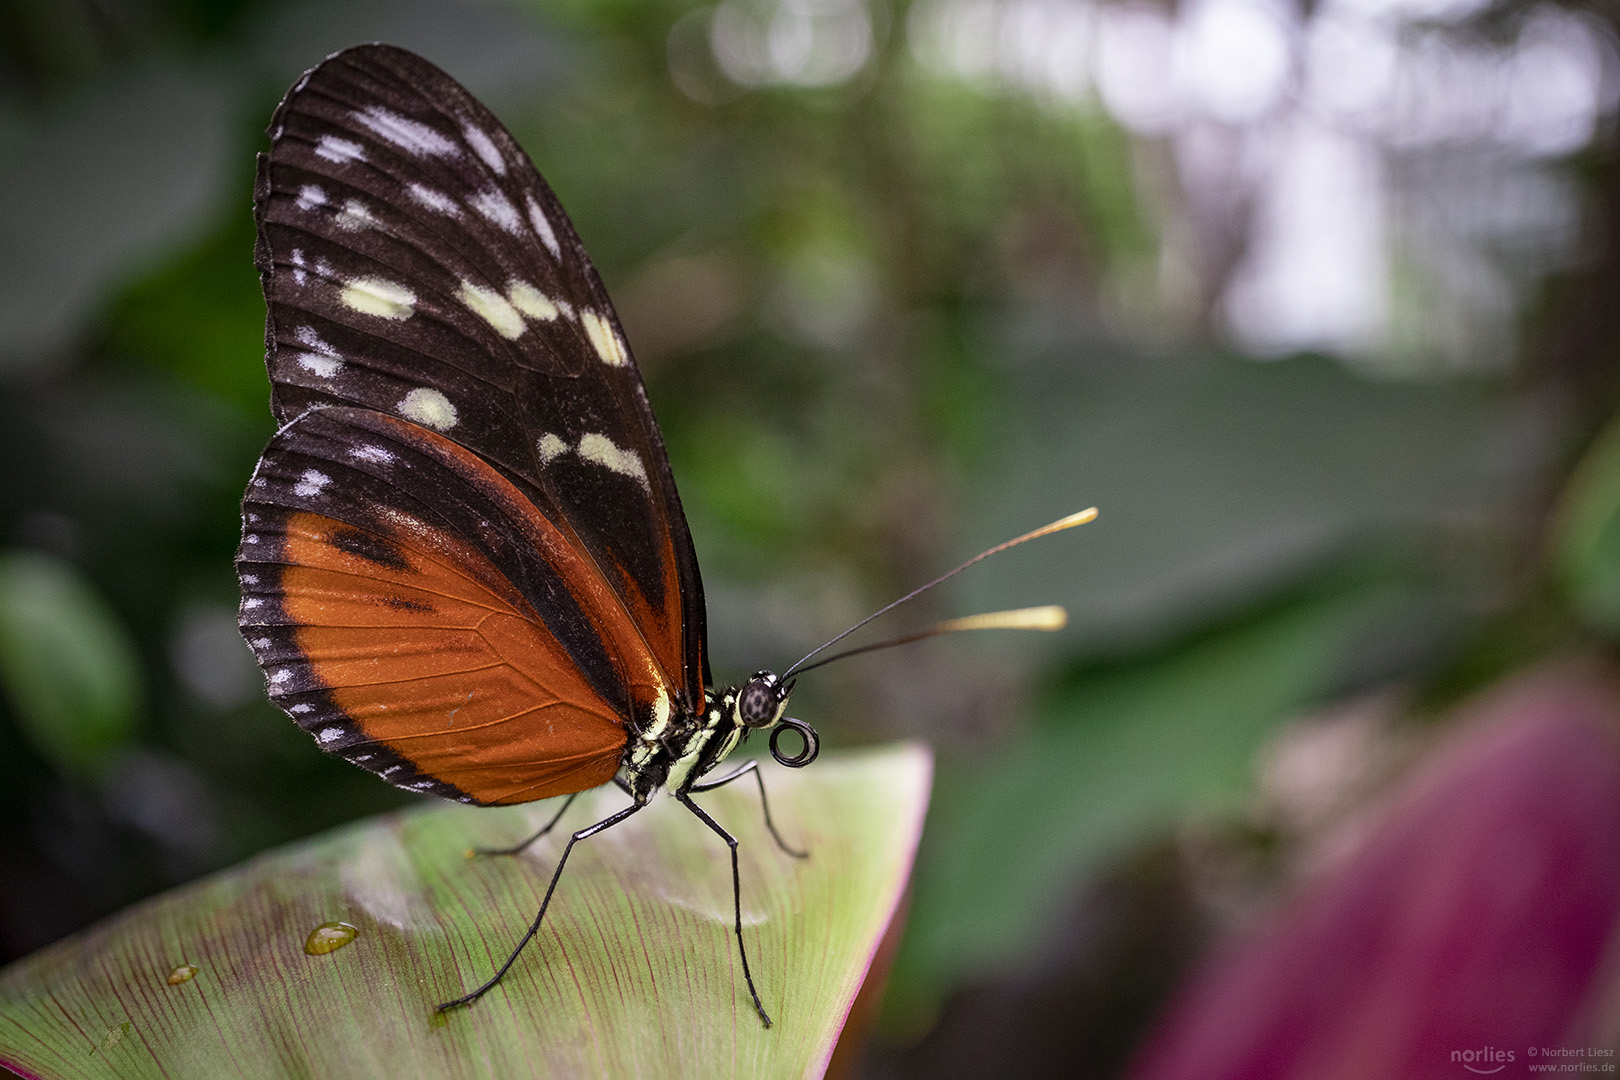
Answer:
xmin=242 ymin=45 xmax=707 ymax=802
xmin=253 ymin=44 xmax=705 ymax=715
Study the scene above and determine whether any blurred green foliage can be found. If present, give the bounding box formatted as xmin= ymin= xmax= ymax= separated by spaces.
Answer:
xmin=1557 ymin=415 xmax=1620 ymax=639
xmin=0 ymin=549 xmax=141 ymax=777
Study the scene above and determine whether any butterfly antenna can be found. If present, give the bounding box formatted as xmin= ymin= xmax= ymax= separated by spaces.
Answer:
xmin=789 ymin=605 xmax=1068 ymax=676
xmin=781 ymin=508 xmax=1097 ymax=679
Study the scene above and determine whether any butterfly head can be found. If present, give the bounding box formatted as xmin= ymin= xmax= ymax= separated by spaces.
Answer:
xmin=732 ymin=671 xmax=818 ymax=768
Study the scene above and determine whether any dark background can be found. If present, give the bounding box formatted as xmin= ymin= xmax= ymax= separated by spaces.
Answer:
xmin=2 ymin=0 xmax=1619 ymax=1075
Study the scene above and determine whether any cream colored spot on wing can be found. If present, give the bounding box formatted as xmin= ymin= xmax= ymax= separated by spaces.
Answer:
xmin=525 ymin=194 xmax=561 ymax=259
xmin=578 ymin=432 xmax=649 ymax=490
xmin=458 ymin=280 xmax=525 ymax=340
xmin=398 ymin=387 xmax=458 ymax=431
xmin=537 ymin=433 xmax=567 ymax=463
xmin=463 ymin=125 xmax=507 ymax=175
xmin=581 ymin=310 xmax=629 ymax=367
xmin=508 ymin=281 xmax=559 ymax=322
xmin=340 ymin=278 xmax=416 ymax=320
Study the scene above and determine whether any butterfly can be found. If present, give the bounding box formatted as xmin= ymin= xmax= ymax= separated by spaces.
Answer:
xmin=237 ymin=43 xmax=1092 ymax=1026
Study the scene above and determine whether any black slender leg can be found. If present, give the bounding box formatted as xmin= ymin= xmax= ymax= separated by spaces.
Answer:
xmin=438 ymin=800 xmax=642 ymax=1012
xmin=677 ymin=791 xmax=773 ymax=1028
xmin=690 ymin=760 xmax=808 ymax=859
xmin=471 ymin=791 xmax=579 ymax=857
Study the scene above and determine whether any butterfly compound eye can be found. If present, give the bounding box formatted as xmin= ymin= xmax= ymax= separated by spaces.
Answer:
xmin=770 ymin=718 xmax=820 ymax=768
xmin=738 ymin=676 xmax=781 ymax=728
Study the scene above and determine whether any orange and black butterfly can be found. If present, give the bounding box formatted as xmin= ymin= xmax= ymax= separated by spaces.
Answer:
xmin=238 ymin=44 xmax=1090 ymax=1025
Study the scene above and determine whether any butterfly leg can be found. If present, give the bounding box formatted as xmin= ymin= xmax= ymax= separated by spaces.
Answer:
xmin=676 ymin=791 xmax=774 ymax=1027
xmin=471 ymin=791 xmax=580 ymax=857
xmin=438 ymin=799 xmax=642 ymax=1012
xmin=689 ymin=760 xmax=808 ymax=859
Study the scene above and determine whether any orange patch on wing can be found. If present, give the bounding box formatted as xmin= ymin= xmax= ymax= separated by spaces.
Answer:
xmin=278 ymin=507 xmax=627 ymax=805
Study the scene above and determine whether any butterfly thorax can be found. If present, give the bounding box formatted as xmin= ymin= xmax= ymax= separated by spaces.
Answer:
xmin=619 ymin=671 xmax=800 ymax=804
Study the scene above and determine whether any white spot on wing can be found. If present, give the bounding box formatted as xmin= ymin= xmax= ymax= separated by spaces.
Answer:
xmin=349 ymin=444 xmax=394 ymax=465
xmin=294 ymin=326 xmax=335 ymax=353
xmin=406 ymin=183 xmax=460 ymax=217
xmin=241 ymin=574 xmax=258 ymax=585
xmin=458 ymin=281 xmax=525 ymax=340
xmin=555 ymin=298 xmax=575 ymax=320
xmin=470 ymin=188 xmax=522 ymax=234
xmin=293 ymin=326 xmax=343 ymax=377
xmin=577 ymin=433 xmax=650 ymax=490
xmin=463 ymin=126 xmax=507 ymax=175
xmin=269 ymin=669 xmax=292 ymax=685
xmin=293 ymin=469 xmax=331 ymax=497
xmin=289 ymin=249 xmax=307 ymax=286
xmin=537 ymin=433 xmax=567 ymax=463
xmin=318 ymin=726 xmax=344 ymax=744
xmin=398 ymin=387 xmax=458 ymax=431
xmin=314 ymin=135 xmax=365 ymax=164
xmin=298 ymin=353 xmax=341 ymax=377
xmin=526 ymin=194 xmax=561 ymax=259
xmin=242 ymin=597 xmax=262 ymax=609
xmin=290 ymin=703 xmax=313 ymax=714
xmin=296 ymin=185 xmax=327 ymax=211
xmin=581 ymin=310 xmax=629 ymax=367
xmin=340 ymin=277 xmax=415 ymax=320
xmin=353 ymin=106 xmax=459 ymax=158
xmin=508 ymin=281 xmax=559 ymax=322
xmin=335 ymin=199 xmax=378 ymax=230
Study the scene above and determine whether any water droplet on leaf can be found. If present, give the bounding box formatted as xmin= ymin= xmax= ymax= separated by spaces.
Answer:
xmin=304 ymin=920 xmax=358 ymax=955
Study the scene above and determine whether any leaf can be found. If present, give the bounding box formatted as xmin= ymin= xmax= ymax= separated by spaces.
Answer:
xmin=0 ymin=743 xmax=931 ymax=1080
xmin=0 ymin=549 xmax=141 ymax=778
xmin=0 ymin=65 xmax=237 ymax=369
xmin=956 ymin=354 xmax=1529 ymax=658
xmin=894 ymin=581 xmax=1395 ymax=1004
xmin=1554 ymin=414 xmax=1620 ymax=638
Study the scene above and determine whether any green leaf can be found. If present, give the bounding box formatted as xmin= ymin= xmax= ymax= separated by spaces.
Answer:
xmin=0 ymin=744 xmax=930 ymax=1080
xmin=1555 ymin=415 xmax=1620 ymax=638
xmin=0 ymin=549 xmax=141 ymax=778
xmin=895 ymin=581 xmax=1393 ymax=1005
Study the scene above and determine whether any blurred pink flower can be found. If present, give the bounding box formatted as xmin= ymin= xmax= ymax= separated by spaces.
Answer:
xmin=1129 ymin=669 xmax=1620 ymax=1080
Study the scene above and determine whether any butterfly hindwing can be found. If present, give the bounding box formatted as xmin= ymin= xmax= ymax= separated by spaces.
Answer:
xmin=251 ymin=44 xmax=707 ymax=732
xmin=239 ymin=405 xmax=683 ymax=805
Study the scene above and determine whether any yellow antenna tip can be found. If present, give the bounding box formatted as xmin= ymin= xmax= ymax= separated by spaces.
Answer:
xmin=1062 ymin=507 xmax=1099 ymax=527
xmin=934 ymin=605 xmax=1069 ymax=635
